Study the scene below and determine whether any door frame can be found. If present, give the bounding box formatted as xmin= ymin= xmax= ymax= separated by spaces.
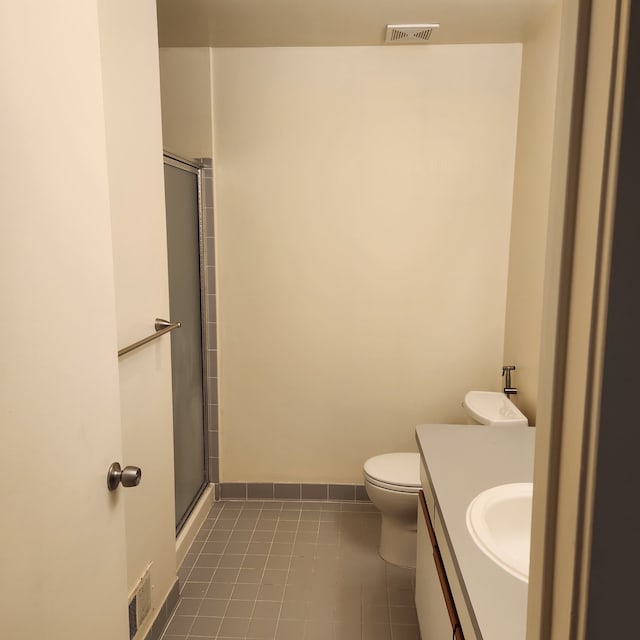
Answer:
xmin=528 ymin=0 xmax=631 ymax=636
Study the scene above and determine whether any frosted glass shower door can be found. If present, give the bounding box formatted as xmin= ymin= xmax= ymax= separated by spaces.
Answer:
xmin=163 ymin=156 xmax=207 ymax=531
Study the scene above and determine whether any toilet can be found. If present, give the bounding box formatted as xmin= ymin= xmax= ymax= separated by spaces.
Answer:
xmin=364 ymin=391 xmax=528 ymax=568
xmin=363 ymin=452 xmax=421 ymax=568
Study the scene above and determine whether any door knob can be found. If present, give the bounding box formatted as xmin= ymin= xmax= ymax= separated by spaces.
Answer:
xmin=107 ymin=462 xmax=142 ymax=491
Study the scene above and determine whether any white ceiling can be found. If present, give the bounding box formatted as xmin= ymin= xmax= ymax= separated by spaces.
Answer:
xmin=156 ymin=0 xmax=554 ymax=48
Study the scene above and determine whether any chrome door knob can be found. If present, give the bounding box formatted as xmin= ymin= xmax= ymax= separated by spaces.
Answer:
xmin=107 ymin=462 xmax=142 ymax=491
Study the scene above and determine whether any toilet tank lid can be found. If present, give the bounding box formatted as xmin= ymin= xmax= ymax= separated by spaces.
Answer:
xmin=463 ymin=390 xmax=528 ymax=426
xmin=363 ymin=453 xmax=421 ymax=487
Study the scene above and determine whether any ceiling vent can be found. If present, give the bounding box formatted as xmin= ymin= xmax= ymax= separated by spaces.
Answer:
xmin=384 ymin=24 xmax=440 ymax=44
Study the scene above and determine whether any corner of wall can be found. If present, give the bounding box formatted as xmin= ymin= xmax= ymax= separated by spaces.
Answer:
xmin=209 ymin=47 xmax=216 ymax=155
xmin=502 ymin=2 xmax=564 ymax=425
xmin=158 ymin=47 xmax=213 ymax=159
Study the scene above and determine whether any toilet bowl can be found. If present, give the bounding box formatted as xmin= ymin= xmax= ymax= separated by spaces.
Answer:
xmin=363 ymin=452 xmax=421 ymax=568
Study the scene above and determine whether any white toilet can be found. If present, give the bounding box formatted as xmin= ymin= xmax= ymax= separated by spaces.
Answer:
xmin=363 ymin=452 xmax=421 ymax=568
xmin=364 ymin=391 xmax=528 ymax=568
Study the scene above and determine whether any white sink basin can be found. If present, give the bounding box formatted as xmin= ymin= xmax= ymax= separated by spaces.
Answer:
xmin=466 ymin=483 xmax=533 ymax=583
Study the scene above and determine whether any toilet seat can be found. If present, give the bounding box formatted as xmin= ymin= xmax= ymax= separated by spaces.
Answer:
xmin=365 ymin=475 xmax=420 ymax=494
xmin=364 ymin=453 xmax=421 ymax=494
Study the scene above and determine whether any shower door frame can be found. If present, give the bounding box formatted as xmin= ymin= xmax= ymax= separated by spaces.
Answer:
xmin=163 ymin=151 xmax=210 ymax=534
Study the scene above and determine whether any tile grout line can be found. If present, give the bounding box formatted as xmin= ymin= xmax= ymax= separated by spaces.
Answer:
xmin=271 ymin=503 xmax=292 ymax=640
xmin=207 ymin=504 xmax=242 ymax=627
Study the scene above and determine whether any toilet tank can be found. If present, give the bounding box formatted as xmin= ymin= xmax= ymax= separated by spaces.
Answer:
xmin=463 ymin=391 xmax=528 ymax=426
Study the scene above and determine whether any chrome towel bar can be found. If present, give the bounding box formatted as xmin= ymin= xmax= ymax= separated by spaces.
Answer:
xmin=118 ymin=318 xmax=181 ymax=358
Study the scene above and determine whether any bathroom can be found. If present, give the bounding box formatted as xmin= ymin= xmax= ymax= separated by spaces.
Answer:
xmin=2 ymin=1 xmax=637 ymax=639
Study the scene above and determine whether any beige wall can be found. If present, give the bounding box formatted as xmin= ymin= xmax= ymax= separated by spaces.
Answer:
xmin=159 ymin=47 xmax=214 ymax=158
xmin=213 ymin=45 xmax=522 ymax=483
xmin=503 ymin=3 xmax=563 ymax=424
xmin=99 ymin=1 xmax=177 ymax=635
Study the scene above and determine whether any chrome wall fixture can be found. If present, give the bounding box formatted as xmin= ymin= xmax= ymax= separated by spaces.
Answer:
xmin=117 ymin=318 xmax=181 ymax=358
xmin=502 ymin=365 xmax=518 ymax=396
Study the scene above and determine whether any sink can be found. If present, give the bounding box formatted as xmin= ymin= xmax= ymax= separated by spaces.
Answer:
xmin=466 ymin=483 xmax=533 ymax=583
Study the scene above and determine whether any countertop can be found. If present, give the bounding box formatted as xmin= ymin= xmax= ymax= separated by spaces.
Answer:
xmin=415 ymin=423 xmax=535 ymax=640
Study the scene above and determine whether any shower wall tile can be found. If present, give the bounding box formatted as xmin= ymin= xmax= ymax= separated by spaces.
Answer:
xmin=203 ymin=177 xmax=213 ymax=200
xmin=206 ymin=377 xmax=218 ymax=405
xmin=208 ymin=431 xmax=219 ymax=458
xmin=204 ymin=207 xmax=214 ymax=237
xmin=201 ymin=209 xmax=213 ymax=238
xmin=206 ymin=350 xmax=218 ymax=379
xmin=205 ymin=238 xmax=215 ymax=271
xmin=207 ymin=322 xmax=217 ymax=350
xmin=208 ymin=457 xmax=219 ymax=484
xmin=206 ymin=294 xmax=216 ymax=320
xmin=205 ymin=266 xmax=215 ymax=293
xmin=200 ymin=161 xmax=219 ymax=487
xmin=207 ymin=404 xmax=219 ymax=431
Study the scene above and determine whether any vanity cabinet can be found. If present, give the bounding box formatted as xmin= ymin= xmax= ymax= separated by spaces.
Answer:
xmin=415 ymin=424 xmax=534 ymax=640
xmin=416 ymin=463 xmax=475 ymax=640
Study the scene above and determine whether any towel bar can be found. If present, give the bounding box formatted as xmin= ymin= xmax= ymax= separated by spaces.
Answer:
xmin=117 ymin=318 xmax=181 ymax=358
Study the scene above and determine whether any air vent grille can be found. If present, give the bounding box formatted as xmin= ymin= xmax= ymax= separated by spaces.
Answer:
xmin=384 ymin=24 xmax=440 ymax=44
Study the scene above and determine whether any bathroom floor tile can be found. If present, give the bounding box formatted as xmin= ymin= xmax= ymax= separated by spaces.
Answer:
xmin=189 ymin=615 xmax=223 ymax=637
xmin=246 ymin=617 xmax=278 ymax=639
xmin=198 ymin=599 xmax=229 ymax=617
xmin=159 ymin=500 xmax=417 ymax=640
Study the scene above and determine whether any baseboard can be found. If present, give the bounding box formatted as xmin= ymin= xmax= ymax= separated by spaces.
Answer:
xmin=219 ymin=482 xmax=370 ymax=502
xmin=142 ymin=578 xmax=179 ymax=640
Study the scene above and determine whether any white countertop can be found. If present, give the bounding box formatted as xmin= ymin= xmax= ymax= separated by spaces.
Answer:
xmin=415 ymin=423 xmax=535 ymax=640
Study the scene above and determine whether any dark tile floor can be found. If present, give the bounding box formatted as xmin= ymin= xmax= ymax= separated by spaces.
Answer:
xmin=160 ymin=500 xmax=420 ymax=640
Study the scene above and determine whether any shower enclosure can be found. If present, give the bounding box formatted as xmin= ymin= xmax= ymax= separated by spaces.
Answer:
xmin=163 ymin=153 xmax=208 ymax=532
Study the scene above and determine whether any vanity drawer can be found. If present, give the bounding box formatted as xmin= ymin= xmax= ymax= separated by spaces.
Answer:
xmin=416 ymin=492 xmax=452 ymax=637
xmin=433 ymin=545 xmax=465 ymax=640
xmin=417 ymin=490 xmax=464 ymax=639
xmin=434 ymin=509 xmax=478 ymax=640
